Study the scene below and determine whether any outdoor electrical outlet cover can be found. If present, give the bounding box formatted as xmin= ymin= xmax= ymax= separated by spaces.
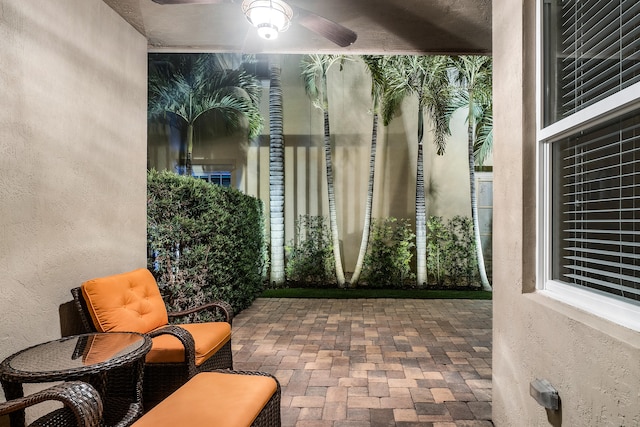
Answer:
xmin=530 ymin=378 xmax=559 ymax=410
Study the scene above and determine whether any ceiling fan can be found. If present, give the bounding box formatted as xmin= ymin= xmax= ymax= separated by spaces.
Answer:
xmin=150 ymin=0 xmax=357 ymax=47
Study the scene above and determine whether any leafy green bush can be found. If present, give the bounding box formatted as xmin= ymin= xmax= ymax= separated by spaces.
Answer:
xmin=285 ymin=215 xmax=335 ymax=286
xmin=362 ymin=218 xmax=415 ymax=288
xmin=446 ymin=216 xmax=479 ymax=287
xmin=147 ymin=170 xmax=267 ymax=317
xmin=427 ymin=215 xmax=480 ymax=288
xmin=427 ymin=216 xmax=450 ymax=286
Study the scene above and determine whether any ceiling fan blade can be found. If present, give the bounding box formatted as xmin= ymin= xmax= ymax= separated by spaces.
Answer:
xmin=292 ymin=6 xmax=357 ymax=47
xmin=151 ymin=0 xmax=227 ymax=5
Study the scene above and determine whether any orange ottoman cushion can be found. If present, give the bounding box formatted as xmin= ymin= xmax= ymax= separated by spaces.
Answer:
xmin=146 ymin=322 xmax=232 ymax=366
xmin=132 ymin=372 xmax=278 ymax=427
xmin=81 ymin=269 xmax=168 ymax=333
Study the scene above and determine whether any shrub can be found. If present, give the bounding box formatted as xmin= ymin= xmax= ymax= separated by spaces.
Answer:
xmin=285 ymin=215 xmax=335 ymax=286
xmin=362 ymin=218 xmax=415 ymax=288
xmin=446 ymin=215 xmax=479 ymax=287
xmin=426 ymin=215 xmax=480 ymax=288
xmin=147 ymin=170 xmax=267 ymax=317
xmin=427 ymin=216 xmax=450 ymax=287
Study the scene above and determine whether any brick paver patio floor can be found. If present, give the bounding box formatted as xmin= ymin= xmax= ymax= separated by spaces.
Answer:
xmin=232 ymin=298 xmax=493 ymax=427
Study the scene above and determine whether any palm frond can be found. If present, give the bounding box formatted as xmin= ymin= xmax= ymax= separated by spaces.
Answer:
xmin=148 ymin=53 xmax=264 ymax=138
xmin=419 ymin=56 xmax=452 ymax=154
xmin=445 ymin=55 xmax=493 ymax=161
xmin=361 ymin=55 xmax=389 ymax=114
xmin=474 ymin=104 xmax=493 ymax=165
xmin=443 ymin=90 xmax=469 ymax=129
xmin=300 ymin=54 xmax=324 ymax=110
xmin=300 ymin=54 xmax=354 ymax=111
xmin=377 ymin=56 xmax=413 ymax=126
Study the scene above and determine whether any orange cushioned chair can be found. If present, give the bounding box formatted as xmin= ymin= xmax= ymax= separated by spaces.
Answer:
xmin=71 ymin=268 xmax=234 ymax=409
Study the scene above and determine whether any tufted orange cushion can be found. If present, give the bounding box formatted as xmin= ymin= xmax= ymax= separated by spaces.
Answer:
xmin=147 ymin=322 xmax=231 ymax=366
xmin=81 ymin=269 xmax=168 ymax=333
xmin=131 ymin=372 xmax=277 ymax=427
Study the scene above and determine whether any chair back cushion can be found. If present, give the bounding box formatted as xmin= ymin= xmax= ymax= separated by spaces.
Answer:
xmin=81 ymin=269 xmax=169 ymax=333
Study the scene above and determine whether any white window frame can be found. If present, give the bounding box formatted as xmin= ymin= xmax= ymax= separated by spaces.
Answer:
xmin=536 ymin=0 xmax=640 ymax=332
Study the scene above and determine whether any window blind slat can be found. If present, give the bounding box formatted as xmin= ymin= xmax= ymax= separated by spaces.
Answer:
xmin=563 ymin=218 xmax=640 ymax=224
xmin=565 ymin=246 xmax=640 ymax=261
xmin=564 ymin=208 xmax=640 ymax=215
xmin=562 ymin=167 xmax=640 ymax=184
xmin=563 ymin=181 xmax=640 ymax=198
xmin=564 ymin=237 xmax=640 ymax=249
xmin=566 ymin=265 xmax=640 ymax=287
xmin=563 ymin=273 xmax=640 ymax=297
xmin=564 ymin=229 xmax=640 ymax=236
xmin=566 ymin=256 xmax=640 ymax=273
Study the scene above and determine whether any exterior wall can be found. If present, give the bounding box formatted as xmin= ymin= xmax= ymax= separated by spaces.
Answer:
xmin=149 ymin=55 xmax=476 ymax=272
xmin=0 ymin=0 xmax=147 ymax=405
xmin=492 ymin=1 xmax=640 ymax=426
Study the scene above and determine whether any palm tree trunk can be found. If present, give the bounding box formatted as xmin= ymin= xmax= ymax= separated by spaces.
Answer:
xmin=186 ymin=123 xmax=194 ymax=176
xmin=468 ymin=121 xmax=492 ymax=290
xmin=350 ymin=112 xmax=379 ymax=286
xmin=269 ymin=59 xmax=286 ymax=286
xmin=416 ymin=107 xmax=427 ymax=286
xmin=323 ymin=108 xmax=346 ymax=286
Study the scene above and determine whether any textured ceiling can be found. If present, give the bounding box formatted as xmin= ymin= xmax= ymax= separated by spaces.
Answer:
xmin=102 ymin=0 xmax=491 ymax=54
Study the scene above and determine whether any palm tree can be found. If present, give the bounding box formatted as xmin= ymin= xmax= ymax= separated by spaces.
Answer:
xmin=148 ymin=54 xmax=263 ymax=176
xmin=269 ymin=56 xmax=286 ymax=286
xmin=300 ymin=54 xmax=350 ymax=286
xmin=446 ymin=55 xmax=493 ymax=291
xmin=349 ymin=55 xmax=397 ymax=286
xmin=384 ymin=55 xmax=451 ymax=286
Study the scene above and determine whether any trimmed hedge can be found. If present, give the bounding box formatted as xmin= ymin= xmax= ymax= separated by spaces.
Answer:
xmin=147 ymin=170 xmax=267 ymax=316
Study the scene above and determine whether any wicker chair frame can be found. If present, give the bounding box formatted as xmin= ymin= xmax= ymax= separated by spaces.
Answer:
xmin=70 ymin=287 xmax=234 ymax=409
xmin=0 ymin=381 xmax=103 ymax=427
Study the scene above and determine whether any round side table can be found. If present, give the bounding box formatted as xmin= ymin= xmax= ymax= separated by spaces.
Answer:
xmin=1 ymin=332 xmax=151 ymax=427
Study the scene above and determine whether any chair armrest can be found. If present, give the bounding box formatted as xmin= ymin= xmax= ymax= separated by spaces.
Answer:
xmin=167 ymin=300 xmax=234 ymax=324
xmin=0 ymin=381 xmax=103 ymax=427
xmin=147 ymin=325 xmax=197 ymax=378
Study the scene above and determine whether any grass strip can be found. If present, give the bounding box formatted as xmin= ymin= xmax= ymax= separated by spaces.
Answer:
xmin=260 ymin=288 xmax=492 ymax=300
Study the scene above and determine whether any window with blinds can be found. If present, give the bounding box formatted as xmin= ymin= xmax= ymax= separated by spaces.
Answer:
xmin=552 ymin=112 xmax=640 ymax=304
xmin=544 ymin=0 xmax=640 ymax=125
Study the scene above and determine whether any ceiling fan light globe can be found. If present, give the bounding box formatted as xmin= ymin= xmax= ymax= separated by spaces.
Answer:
xmin=257 ymin=24 xmax=279 ymax=40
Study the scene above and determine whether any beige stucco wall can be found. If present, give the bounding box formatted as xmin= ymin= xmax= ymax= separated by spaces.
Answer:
xmin=492 ymin=1 xmax=640 ymax=426
xmin=149 ymin=54 xmax=475 ymax=272
xmin=0 ymin=0 xmax=147 ymax=406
